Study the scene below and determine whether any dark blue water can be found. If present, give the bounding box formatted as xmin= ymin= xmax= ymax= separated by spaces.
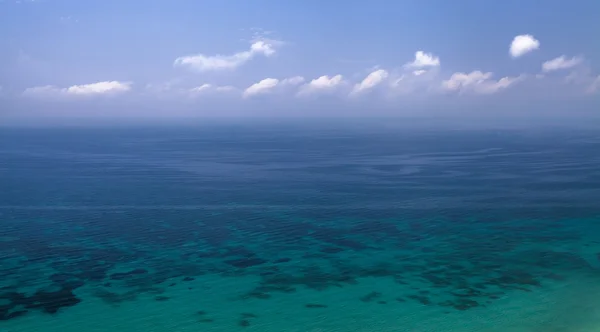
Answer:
xmin=2 ymin=122 xmax=600 ymax=331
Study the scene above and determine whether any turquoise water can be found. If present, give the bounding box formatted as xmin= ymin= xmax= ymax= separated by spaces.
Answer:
xmin=2 ymin=122 xmax=600 ymax=331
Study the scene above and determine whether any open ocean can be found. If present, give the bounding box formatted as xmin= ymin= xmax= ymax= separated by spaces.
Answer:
xmin=2 ymin=120 xmax=600 ymax=331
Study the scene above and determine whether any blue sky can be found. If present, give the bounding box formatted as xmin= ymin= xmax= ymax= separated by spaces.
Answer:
xmin=1 ymin=0 xmax=599 ymax=122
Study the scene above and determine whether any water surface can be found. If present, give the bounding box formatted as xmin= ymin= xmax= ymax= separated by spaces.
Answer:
xmin=2 ymin=123 xmax=600 ymax=331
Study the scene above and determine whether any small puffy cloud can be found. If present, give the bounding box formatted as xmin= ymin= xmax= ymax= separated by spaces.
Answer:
xmin=405 ymin=51 xmax=440 ymax=68
xmin=66 ymin=81 xmax=131 ymax=95
xmin=350 ymin=69 xmax=389 ymax=95
xmin=22 ymin=85 xmax=58 ymax=97
xmin=443 ymin=71 xmax=492 ymax=90
xmin=297 ymin=75 xmax=344 ymax=96
xmin=542 ymin=55 xmax=583 ymax=72
xmin=442 ymin=71 xmax=522 ymax=94
xmin=243 ymin=78 xmax=279 ymax=98
xmin=190 ymin=84 xmax=236 ymax=95
xmin=388 ymin=66 xmax=441 ymax=96
xmin=242 ymin=75 xmax=304 ymax=98
xmin=23 ymin=81 xmax=132 ymax=98
xmin=190 ymin=83 xmax=213 ymax=93
xmin=174 ymin=39 xmax=280 ymax=72
xmin=510 ymin=34 xmax=540 ymax=58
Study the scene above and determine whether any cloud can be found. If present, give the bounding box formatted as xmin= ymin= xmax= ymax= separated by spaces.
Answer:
xmin=23 ymin=81 xmax=132 ymax=98
xmin=174 ymin=39 xmax=279 ymax=72
xmin=190 ymin=83 xmax=213 ymax=93
xmin=242 ymin=75 xmax=304 ymax=98
xmin=510 ymin=34 xmax=540 ymax=58
xmin=243 ymin=78 xmax=279 ymax=98
xmin=297 ymin=75 xmax=344 ymax=96
xmin=442 ymin=71 xmax=522 ymax=94
xmin=66 ymin=81 xmax=131 ymax=95
xmin=350 ymin=69 xmax=389 ymax=95
xmin=190 ymin=84 xmax=236 ymax=94
xmin=404 ymin=51 xmax=440 ymax=68
xmin=542 ymin=55 xmax=583 ymax=72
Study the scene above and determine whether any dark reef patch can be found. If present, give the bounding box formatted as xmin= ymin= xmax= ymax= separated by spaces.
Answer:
xmin=93 ymin=289 xmax=138 ymax=305
xmin=360 ymin=291 xmax=382 ymax=303
xmin=407 ymin=294 xmax=432 ymax=306
xmin=274 ymin=258 xmax=292 ymax=263
xmin=109 ymin=268 xmax=148 ymax=281
xmin=24 ymin=287 xmax=81 ymax=314
xmin=225 ymin=257 xmax=268 ymax=269
xmin=0 ymin=203 xmax=596 ymax=322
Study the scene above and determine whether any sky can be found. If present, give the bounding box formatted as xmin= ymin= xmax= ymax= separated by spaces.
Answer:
xmin=0 ymin=0 xmax=599 ymax=123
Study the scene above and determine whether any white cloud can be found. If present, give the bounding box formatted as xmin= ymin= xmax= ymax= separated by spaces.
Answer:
xmin=510 ymin=34 xmax=540 ymax=58
xmin=243 ymin=78 xmax=279 ymax=98
xmin=190 ymin=83 xmax=236 ymax=95
xmin=190 ymin=83 xmax=213 ymax=93
xmin=442 ymin=71 xmax=522 ymax=94
xmin=22 ymin=85 xmax=57 ymax=97
xmin=387 ymin=66 xmax=441 ymax=96
xmin=405 ymin=51 xmax=440 ymax=68
xmin=297 ymin=75 xmax=344 ymax=96
xmin=242 ymin=75 xmax=304 ymax=98
xmin=23 ymin=81 xmax=132 ymax=98
xmin=66 ymin=81 xmax=131 ymax=95
xmin=174 ymin=39 xmax=279 ymax=72
xmin=350 ymin=69 xmax=389 ymax=95
xmin=542 ymin=55 xmax=583 ymax=72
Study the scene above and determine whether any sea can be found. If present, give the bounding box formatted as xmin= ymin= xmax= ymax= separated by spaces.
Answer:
xmin=2 ymin=119 xmax=600 ymax=331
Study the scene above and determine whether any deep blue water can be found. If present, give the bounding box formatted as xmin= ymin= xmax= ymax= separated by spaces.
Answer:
xmin=1 ymin=122 xmax=600 ymax=331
